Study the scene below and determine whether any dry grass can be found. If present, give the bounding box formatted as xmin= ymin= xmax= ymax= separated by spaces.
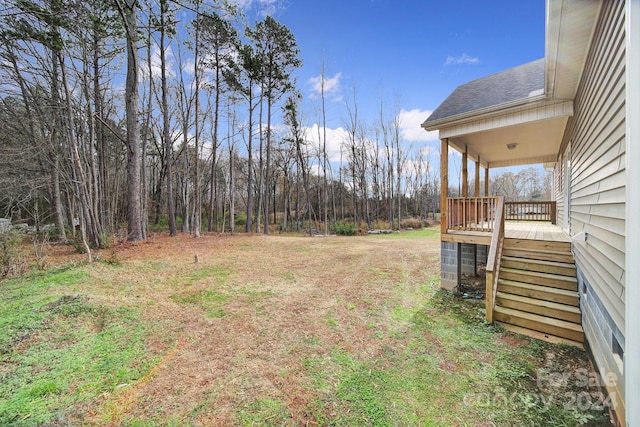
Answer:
xmin=2 ymin=229 xmax=611 ymax=426
xmin=74 ymin=231 xmax=440 ymax=425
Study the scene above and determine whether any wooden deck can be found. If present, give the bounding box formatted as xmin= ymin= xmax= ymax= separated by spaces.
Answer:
xmin=440 ymin=216 xmax=582 ymax=346
xmin=442 ymin=221 xmax=569 ymax=244
xmin=504 ymin=222 xmax=570 ymax=242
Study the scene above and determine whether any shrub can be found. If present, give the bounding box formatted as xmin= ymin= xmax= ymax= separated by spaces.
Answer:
xmin=333 ymin=221 xmax=357 ymax=236
xmin=70 ymin=237 xmax=88 ymax=255
xmin=357 ymin=221 xmax=369 ymax=235
xmin=99 ymin=233 xmax=116 ymax=249
xmin=234 ymin=212 xmax=247 ymax=226
xmin=1 ymin=229 xmax=27 ymax=279
xmin=400 ymin=218 xmax=424 ymax=229
xmin=148 ymin=216 xmax=169 ymax=233
xmin=31 ymin=232 xmax=50 ymax=270
xmin=371 ymin=219 xmax=391 ymax=230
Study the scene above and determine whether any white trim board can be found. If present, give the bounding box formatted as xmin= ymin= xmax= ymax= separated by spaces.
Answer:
xmin=625 ymin=0 xmax=640 ymax=426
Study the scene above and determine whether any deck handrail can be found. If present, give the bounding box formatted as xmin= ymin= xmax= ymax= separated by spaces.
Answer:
xmin=505 ymin=201 xmax=556 ymax=224
xmin=446 ymin=197 xmax=499 ymax=232
xmin=485 ymin=196 xmax=505 ymax=323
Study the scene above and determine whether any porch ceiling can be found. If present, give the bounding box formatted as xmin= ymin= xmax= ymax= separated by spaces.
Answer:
xmin=447 ymin=115 xmax=569 ymax=169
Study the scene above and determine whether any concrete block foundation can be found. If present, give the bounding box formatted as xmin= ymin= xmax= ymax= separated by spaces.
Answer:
xmin=441 ymin=242 xmax=461 ymax=291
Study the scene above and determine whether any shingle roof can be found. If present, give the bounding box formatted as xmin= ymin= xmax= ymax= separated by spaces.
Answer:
xmin=423 ymin=58 xmax=545 ymax=127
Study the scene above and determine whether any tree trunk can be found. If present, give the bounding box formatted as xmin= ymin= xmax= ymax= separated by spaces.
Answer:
xmin=52 ymin=157 xmax=67 ymax=241
xmin=229 ymin=144 xmax=235 ymax=235
xmin=263 ymin=95 xmax=272 ymax=235
xmin=93 ymin=26 xmax=108 ymax=232
xmin=322 ymin=80 xmax=328 ymax=235
xmin=193 ymin=6 xmax=201 ymax=238
xmin=120 ymin=0 xmax=144 ymax=241
xmin=160 ymin=2 xmax=177 ymax=236
xmin=208 ymin=53 xmax=221 ymax=232
xmin=58 ymin=51 xmax=96 ymax=255
xmin=256 ymin=90 xmax=264 ymax=233
xmin=245 ymin=92 xmax=254 ymax=233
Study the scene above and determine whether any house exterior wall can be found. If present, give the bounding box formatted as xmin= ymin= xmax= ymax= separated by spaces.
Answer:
xmin=559 ymin=0 xmax=626 ymax=421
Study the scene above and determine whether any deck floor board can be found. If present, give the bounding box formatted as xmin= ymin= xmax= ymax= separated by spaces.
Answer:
xmin=505 ymin=222 xmax=570 ymax=242
xmin=444 ymin=222 xmax=570 ymax=243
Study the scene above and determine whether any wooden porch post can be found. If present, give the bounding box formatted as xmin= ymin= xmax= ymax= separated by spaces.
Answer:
xmin=440 ymin=138 xmax=448 ymax=234
xmin=462 ymin=146 xmax=468 ymax=197
xmin=475 ymin=157 xmax=480 ymax=197
xmin=475 ymin=157 xmax=482 ymax=228
xmin=484 ymin=167 xmax=489 ymax=196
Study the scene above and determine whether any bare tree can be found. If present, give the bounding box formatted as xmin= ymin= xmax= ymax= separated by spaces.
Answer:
xmin=191 ymin=1 xmax=202 ymax=238
xmin=175 ymin=40 xmax=194 ymax=233
xmin=158 ymin=0 xmax=178 ymax=236
xmin=320 ymin=57 xmax=329 ymax=234
xmin=196 ymin=11 xmax=238 ymax=232
xmin=344 ymin=86 xmax=359 ymax=226
xmin=284 ymin=96 xmax=314 ymax=234
xmin=392 ymin=103 xmax=404 ymax=230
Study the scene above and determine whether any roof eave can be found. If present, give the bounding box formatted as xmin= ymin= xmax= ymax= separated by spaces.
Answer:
xmin=545 ymin=0 xmax=602 ymax=99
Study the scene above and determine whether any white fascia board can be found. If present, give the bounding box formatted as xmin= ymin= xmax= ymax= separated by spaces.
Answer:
xmin=545 ymin=0 xmax=562 ymax=96
xmin=438 ymin=99 xmax=573 ymax=139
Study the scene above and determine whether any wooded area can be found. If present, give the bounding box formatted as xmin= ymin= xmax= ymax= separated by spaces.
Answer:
xmin=0 ymin=0 xmax=551 ymax=249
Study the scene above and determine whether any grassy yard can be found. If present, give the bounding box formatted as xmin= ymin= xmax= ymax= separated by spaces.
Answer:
xmin=0 ymin=229 xmax=611 ymax=426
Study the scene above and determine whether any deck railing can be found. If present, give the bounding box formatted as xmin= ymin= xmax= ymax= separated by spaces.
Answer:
xmin=505 ymin=201 xmax=556 ymax=224
xmin=485 ymin=196 xmax=505 ymax=323
xmin=442 ymin=197 xmax=555 ymax=322
xmin=445 ymin=199 xmax=557 ymax=233
xmin=446 ymin=197 xmax=499 ymax=232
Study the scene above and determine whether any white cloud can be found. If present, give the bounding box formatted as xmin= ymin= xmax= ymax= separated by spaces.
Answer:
xmin=228 ymin=0 xmax=252 ymax=8
xmin=398 ymin=109 xmax=439 ymax=142
xmin=307 ymin=72 xmax=343 ymax=101
xmin=228 ymin=0 xmax=278 ymax=16
xmin=183 ymin=57 xmax=195 ymax=76
xmin=444 ymin=53 xmax=480 ymax=66
xmin=139 ymin=45 xmax=176 ymax=82
xmin=302 ymin=124 xmax=350 ymax=162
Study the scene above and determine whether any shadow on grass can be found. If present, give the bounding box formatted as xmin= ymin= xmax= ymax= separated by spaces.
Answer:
xmin=305 ymin=287 xmax=611 ymax=426
xmin=420 ymin=289 xmax=612 ymax=427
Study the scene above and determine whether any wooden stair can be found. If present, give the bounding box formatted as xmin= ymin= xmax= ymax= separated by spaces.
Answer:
xmin=493 ymin=238 xmax=583 ymax=347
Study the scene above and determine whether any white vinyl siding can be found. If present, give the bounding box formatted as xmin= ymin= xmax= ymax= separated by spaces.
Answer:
xmin=564 ymin=0 xmax=626 ymax=333
xmin=560 ymin=2 xmax=626 ymax=415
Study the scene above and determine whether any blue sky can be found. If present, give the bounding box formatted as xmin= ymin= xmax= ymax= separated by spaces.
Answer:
xmin=260 ymin=0 xmax=546 ymax=154
xmin=163 ymin=0 xmax=546 ymax=168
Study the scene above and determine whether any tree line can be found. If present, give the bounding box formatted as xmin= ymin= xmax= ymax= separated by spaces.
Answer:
xmin=0 ymin=0 xmax=549 ymax=251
